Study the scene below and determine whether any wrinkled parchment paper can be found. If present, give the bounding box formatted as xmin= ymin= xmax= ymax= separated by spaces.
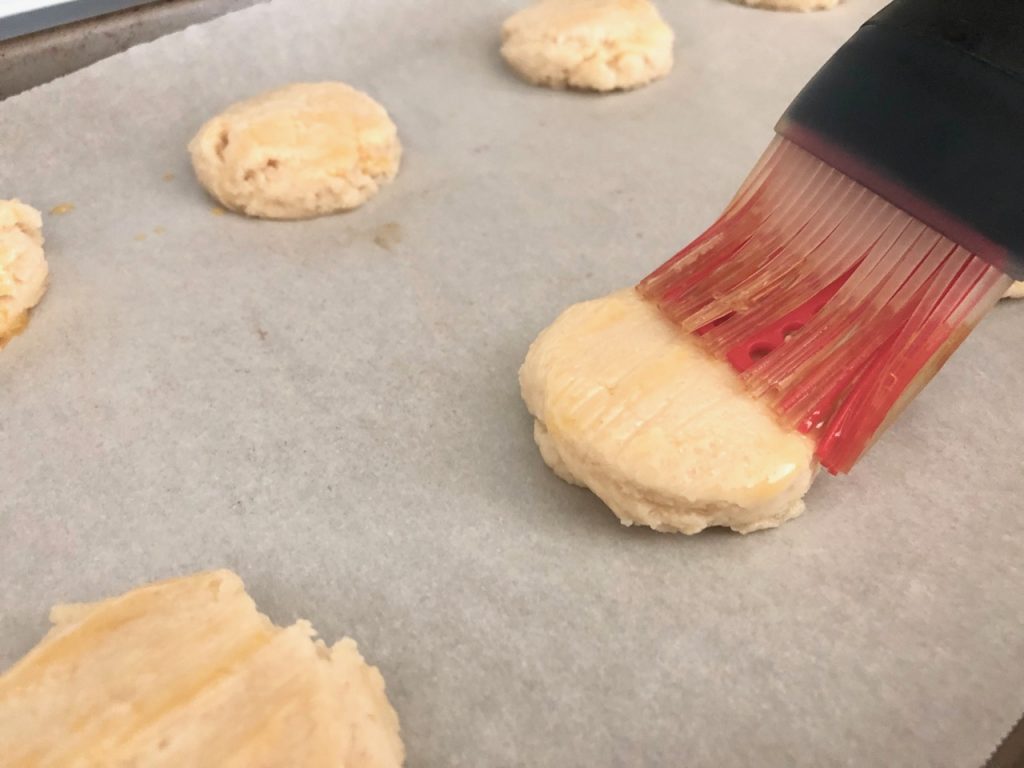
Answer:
xmin=1 ymin=1 xmax=1021 ymax=765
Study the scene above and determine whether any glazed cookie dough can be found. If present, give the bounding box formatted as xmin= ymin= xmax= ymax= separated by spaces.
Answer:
xmin=0 ymin=570 xmax=405 ymax=767
xmin=0 ymin=200 xmax=48 ymax=345
xmin=189 ymin=82 xmax=401 ymax=219
xmin=1004 ymin=281 xmax=1024 ymax=299
xmin=501 ymin=0 xmax=674 ymax=92
xmin=520 ymin=289 xmax=817 ymax=534
xmin=731 ymin=0 xmax=841 ymax=11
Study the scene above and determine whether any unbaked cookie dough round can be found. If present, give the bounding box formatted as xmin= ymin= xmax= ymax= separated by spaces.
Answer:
xmin=1004 ymin=281 xmax=1024 ymax=299
xmin=501 ymin=0 xmax=674 ymax=92
xmin=0 ymin=570 xmax=404 ymax=767
xmin=189 ymin=82 xmax=401 ymax=220
xmin=731 ymin=0 xmax=841 ymax=11
xmin=0 ymin=199 xmax=48 ymax=345
xmin=520 ymin=289 xmax=817 ymax=534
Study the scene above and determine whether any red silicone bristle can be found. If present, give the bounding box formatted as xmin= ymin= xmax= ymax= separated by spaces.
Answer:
xmin=637 ymin=137 xmax=1012 ymax=474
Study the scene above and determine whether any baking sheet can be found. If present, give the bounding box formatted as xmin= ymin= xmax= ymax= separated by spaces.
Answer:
xmin=0 ymin=0 xmax=1021 ymax=765
xmin=0 ymin=0 xmax=161 ymax=42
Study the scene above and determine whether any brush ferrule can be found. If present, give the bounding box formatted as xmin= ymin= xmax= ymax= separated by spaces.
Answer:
xmin=778 ymin=0 xmax=1024 ymax=279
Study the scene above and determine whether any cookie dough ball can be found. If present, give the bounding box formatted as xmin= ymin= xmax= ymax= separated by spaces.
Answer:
xmin=189 ymin=82 xmax=401 ymax=219
xmin=0 ymin=200 xmax=48 ymax=344
xmin=520 ymin=289 xmax=817 ymax=534
xmin=731 ymin=0 xmax=841 ymax=11
xmin=0 ymin=570 xmax=405 ymax=767
xmin=1004 ymin=281 xmax=1024 ymax=299
xmin=501 ymin=0 xmax=674 ymax=92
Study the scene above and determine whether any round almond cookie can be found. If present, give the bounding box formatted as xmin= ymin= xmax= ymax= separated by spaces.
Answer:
xmin=501 ymin=0 xmax=674 ymax=92
xmin=0 ymin=570 xmax=404 ymax=767
xmin=0 ymin=199 xmax=48 ymax=345
xmin=189 ymin=82 xmax=401 ymax=220
xmin=520 ymin=289 xmax=817 ymax=535
xmin=730 ymin=0 xmax=841 ymax=11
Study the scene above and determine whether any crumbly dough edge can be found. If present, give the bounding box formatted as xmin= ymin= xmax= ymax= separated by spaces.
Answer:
xmin=531 ymin=418 xmax=808 ymax=535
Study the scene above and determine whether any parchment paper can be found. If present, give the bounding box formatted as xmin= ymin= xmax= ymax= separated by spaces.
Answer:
xmin=1 ymin=1 xmax=1021 ymax=766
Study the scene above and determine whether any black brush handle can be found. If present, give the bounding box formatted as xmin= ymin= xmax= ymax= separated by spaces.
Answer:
xmin=870 ymin=0 xmax=1024 ymax=77
xmin=777 ymin=0 xmax=1024 ymax=279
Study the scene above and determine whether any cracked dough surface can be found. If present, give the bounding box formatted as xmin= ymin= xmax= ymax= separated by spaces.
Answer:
xmin=501 ymin=0 xmax=674 ymax=92
xmin=0 ymin=570 xmax=404 ymax=767
xmin=520 ymin=289 xmax=817 ymax=534
xmin=189 ymin=82 xmax=401 ymax=220
xmin=731 ymin=0 xmax=841 ymax=11
xmin=0 ymin=199 xmax=48 ymax=345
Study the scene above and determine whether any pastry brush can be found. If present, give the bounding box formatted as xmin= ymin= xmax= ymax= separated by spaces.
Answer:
xmin=638 ymin=0 xmax=1023 ymax=474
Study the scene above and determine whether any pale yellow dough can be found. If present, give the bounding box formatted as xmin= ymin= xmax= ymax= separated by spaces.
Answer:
xmin=189 ymin=82 xmax=401 ymax=219
xmin=0 ymin=199 xmax=48 ymax=344
xmin=1004 ymin=281 xmax=1024 ymax=299
xmin=520 ymin=289 xmax=817 ymax=534
xmin=0 ymin=570 xmax=405 ymax=767
xmin=732 ymin=0 xmax=841 ymax=10
xmin=501 ymin=0 xmax=674 ymax=92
